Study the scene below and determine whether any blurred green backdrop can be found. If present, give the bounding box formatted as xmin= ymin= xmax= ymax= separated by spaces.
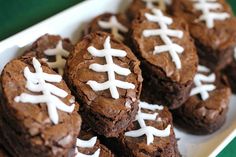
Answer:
xmin=0 ymin=0 xmax=235 ymax=41
xmin=0 ymin=0 xmax=235 ymax=156
xmin=0 ymin=0 xmax=83 ymax=41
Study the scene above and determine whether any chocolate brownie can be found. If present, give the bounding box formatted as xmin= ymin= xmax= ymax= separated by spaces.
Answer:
xmin=70 ymin=128 xmax=115 ymax=157
xmin=64 ymin=31 xmax=143 ymax=137
xmin=126 ymin=0 xmax=172 ymax=20
xmin=0 ymin=146 xmax=9 ymax=157
xmin=171 ymin=0 xmax=236 ymax=71
xmin=173 ymin=65 xmax=231 ymax=134
xmin=0 ymin=56 xmax=81 ymax=157
xmin=130 ymin=9 xmax=198 ymax=109
xmin=84 ymin=13 xmax=129 ymax=42
xmin=0 ymin=115 xmax=10 ymax=157
xmin=102 ymin=101 xmax=179 ymax=157
xmin=223 ymin=52 xmax=236 ymax=93
xmin=25 ymin=34 xmax=74 ymax=75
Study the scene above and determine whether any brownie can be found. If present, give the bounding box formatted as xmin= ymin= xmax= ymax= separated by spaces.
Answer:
xmin=171 ymin=0 xmax=236 ymax=71
xmin=102 ymin=101 xmax=179 ymax=157
xmin=70 ymin=128 xmax=115 ymax=157
xmin=0 ymin=116 xmax=10 ymax=157
xmin=126 ymin=0 xmax=172 ymax=20
xmin=173 ymin=65 xmax=231 ymax=134
xmin=0 ymin=146 xmax=9 ymax=157
xmin=223 ymin=54 xmax=236 ymax=93
xmin=64 ymin=31 xmax=143 ymax=137
xmin=130 ymin=9 xmax=198 ymax=109
xmin=25 ymin=34 xmax=74 ymax=75
xmin=84 ymin=13 xmax=130 ymax=42
xmin=0 ymin=56 xmax=81 ymax=157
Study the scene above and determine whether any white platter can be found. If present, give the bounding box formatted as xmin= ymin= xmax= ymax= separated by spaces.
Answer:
xmin=0 ymin=0 xmax=235 ymax=156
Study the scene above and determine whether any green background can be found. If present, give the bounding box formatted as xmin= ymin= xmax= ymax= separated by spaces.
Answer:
xmin=0 ymin=0 xmax=235 ymax=156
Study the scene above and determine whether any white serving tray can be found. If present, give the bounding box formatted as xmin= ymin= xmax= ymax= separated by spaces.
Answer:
xmin=0 ymin=0 xmax=235 ymax=156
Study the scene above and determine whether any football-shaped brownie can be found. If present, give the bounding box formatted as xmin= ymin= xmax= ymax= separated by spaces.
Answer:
xmin=0 ymin=56 xmax=81 ymax=157
xmin=64 ymin=31 xmax=143 ymax=137
xmin=129 ymin=8 xmax=198 ymax=109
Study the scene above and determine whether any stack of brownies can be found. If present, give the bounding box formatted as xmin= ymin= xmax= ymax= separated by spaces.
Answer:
xmin=0 ymin=0 xmax=236 ymax=156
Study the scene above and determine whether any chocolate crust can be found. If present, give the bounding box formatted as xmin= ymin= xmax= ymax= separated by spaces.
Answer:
xmin=0 ymin=126 xmax=11 ymax=157
xmin=223 ymin=60 xmax=236 ymax=94
xmin=140 ymin=60 xmax=193 ymax=109
xmin=126 ymin=0 xmax=171 ymax=20
xmin=173 ymin=73 xmax=231 ymax=134
xmin=127 ymin=0 xmax=150 ymax=20
xmin=64 ymin=31 xmax=143 ymax=137
xmin=171 ymin=0 xmax=236 ymax=71
xmin=0 ymin=56 xmax=81 ymax=157
xmin=129 ymin=9 xmax=198 ymax=109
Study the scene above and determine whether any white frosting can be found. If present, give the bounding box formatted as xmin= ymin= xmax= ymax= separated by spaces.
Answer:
xmin=98 ymin=16 xmax=128 ymax=41
xmin=87 ymin=36 xmax=135 ymax=99
xmin=76 ymin=137 xmax=97 ymax=148
xmin=14 ymin=57 xmax=75 ymax=124
xmin=197 ymin=65 xmax=210 ymax=73
xmin=139 ymin=101 xmax=164 ymax=111
xmin=69 ymin=97 xmax=75 ymax=104
xmin=75 ymin=137 xmax=100 ymax=157
xmin=125 ymin=101 xmax=171 ymax=145
xmin=125 ymin=101 xmax=132 ymax=109
xmin=143 ymin=9 xmax=184 ymax=69
xmin=157 ymin=117 xmax=162 ymax=122
xmin=190 ymin=65 xmax=216 ymax=100
xmin=44 ymin=40 xmax=70 ymax=75
xmin=191 ymin=0 xmax=230 ymax=28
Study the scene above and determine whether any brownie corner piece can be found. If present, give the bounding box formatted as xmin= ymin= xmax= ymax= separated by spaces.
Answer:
xmin=130 ymin=8 xmax=198 ymax=109
xmin=0 ymin=56 xmax=81 ymax=157
xmin=117 ymin=101 xmax=180 ymax=157
xmin=173 ymin=65 xmax=231 ymax=134
xmin=171 ymin=0 xmax=236 ymax=71
xmin=64 ymin=31 xmax=143 ymax=137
